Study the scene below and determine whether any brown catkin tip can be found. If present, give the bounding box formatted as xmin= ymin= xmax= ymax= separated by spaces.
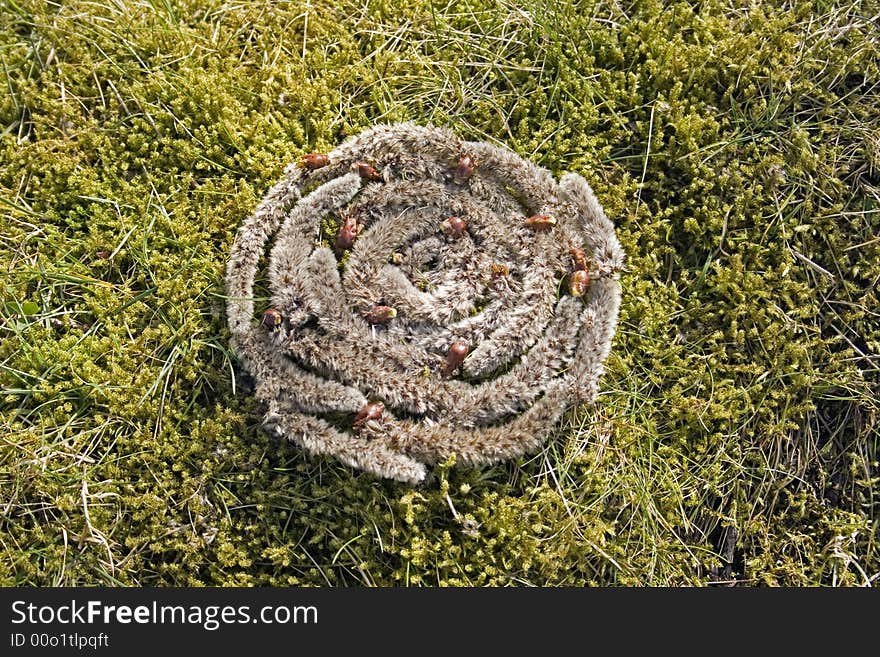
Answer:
xmin=225 ymin=122 xmax=623 ymax=483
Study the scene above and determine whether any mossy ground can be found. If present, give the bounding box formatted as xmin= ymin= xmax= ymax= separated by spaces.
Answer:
xmin=1 ymin=0 xmax=877 ymax=586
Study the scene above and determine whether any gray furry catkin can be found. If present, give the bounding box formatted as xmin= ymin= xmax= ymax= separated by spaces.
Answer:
xmin=225 ymin=123 xmax=624 ymax=483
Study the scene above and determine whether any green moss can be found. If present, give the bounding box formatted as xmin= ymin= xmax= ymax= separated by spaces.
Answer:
xmin=1 ymin=0 xmax=877 ymax=586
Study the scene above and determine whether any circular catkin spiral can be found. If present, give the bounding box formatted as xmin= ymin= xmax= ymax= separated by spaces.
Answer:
xmin=225 ymin=123 xmax=624 ymax=483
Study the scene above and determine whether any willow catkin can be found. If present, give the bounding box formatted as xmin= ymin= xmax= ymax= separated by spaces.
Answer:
xmin=225 ymin=122 xmax=624 ymax=484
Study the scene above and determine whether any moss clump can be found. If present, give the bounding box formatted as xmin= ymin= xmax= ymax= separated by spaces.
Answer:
xmin=1 ymin=0 xmax=877 ymax=586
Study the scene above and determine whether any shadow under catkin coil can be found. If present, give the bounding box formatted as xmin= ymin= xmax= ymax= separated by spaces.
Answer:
xmin=225 ymin=123 xmax=624 ymax=483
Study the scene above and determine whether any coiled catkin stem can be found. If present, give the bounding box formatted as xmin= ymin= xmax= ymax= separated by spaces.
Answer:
xmin=225 ymin=123 xmax=624 ymax=483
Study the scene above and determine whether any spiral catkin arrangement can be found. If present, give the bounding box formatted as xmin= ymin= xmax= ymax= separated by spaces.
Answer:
xmin=225 ymin=123 xmax=624 ymax=483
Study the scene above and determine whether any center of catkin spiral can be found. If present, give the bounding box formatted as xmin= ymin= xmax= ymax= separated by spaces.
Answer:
xmin=225 ymin=123 xmax=624 ymax=483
